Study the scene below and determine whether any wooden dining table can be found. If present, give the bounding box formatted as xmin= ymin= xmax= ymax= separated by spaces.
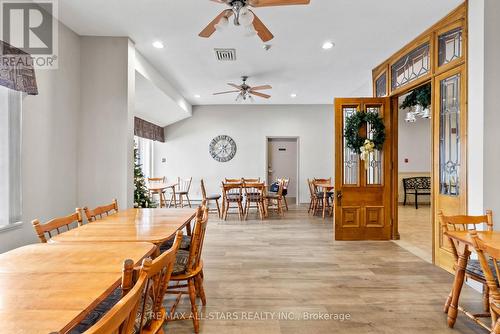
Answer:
xmin=0 ymin=242 xmax=156 ymax=334
xmin=314 ymin=182 xmax=334 ymax=219
xmin=443 ymin=230 xmax=500 ymax=330
xmin=147 ymin=182 xmax=178 ymax=208
xmin=51 ymin=208 xmax=197 ymax=246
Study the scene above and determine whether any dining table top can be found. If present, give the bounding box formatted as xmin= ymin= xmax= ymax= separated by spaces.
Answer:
xmin=444 ymin=230 xmax=500 ymax=247
xmin=0 ymin=242 xmax=156 ymax=334
xmin=51 ymin=208 xmax=197 ymax=245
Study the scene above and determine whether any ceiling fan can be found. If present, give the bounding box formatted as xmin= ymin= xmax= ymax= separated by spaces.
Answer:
xmin=199 ymin=0 xmax=311 ymax=42
xmin=213 ymin=76 xmax=272 ymax=101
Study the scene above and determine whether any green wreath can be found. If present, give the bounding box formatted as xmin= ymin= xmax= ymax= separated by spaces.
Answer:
xmin=344 ymin=111 xmax=385 ymax=154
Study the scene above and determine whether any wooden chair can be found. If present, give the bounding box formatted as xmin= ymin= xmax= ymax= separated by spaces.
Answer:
xmin=134 ymin=231 xmax=183 ymax=334
xmin=225 ymin=178 xmax=242 ymax=183
xmin=312 ymin=180 xmax=334 ymax=217
xmin=84 ymin=264 xmax=149 ymax=334
xmin=440 ymin=210 xmax=494 ymax=315
xmin=277 ymin=177 xmax=290 ymax=211
xmin=265 ymin=180 xmax=284 ymax=217
xmin=242 ymin=177 xmax=261 ymax=183
xmin=470 ymin=230 xmax=500 ymax=333
xmin=166 ymin=207 xmax=209 ymax=333
xmin=243 ymin=182 xmax=266 ymax=220
xmin=84 ymin=199 xmax=119 ymax=222
xmin=307 ymin=178 xmax=320 ymax=214
xmin=147 ymin=177 xmax=166 ymax=206
xmin=201 ymin=179 xmax=221 ymax=218
xmin=31 ymin=209 xmax=83 ymax=243
xmin=221 ymin=182 xmax=244 ymax=220
xmin=176 ymin=177 xmax=193 ymax=208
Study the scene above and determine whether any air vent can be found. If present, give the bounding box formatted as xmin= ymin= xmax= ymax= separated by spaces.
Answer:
xmin=214 ymin=48 xmax=237 ymax=61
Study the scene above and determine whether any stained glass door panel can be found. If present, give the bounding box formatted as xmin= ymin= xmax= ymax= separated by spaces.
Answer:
xmin=335 ymin=98 xmax=392 ymax=241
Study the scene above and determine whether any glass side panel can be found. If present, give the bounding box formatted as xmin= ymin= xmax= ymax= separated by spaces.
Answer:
xmin=438 ymin=27 xmax=463 ymax=66
xmin=439 ymin=74 xmax=461 ymax=196
xmin=391 ymin=43 xmax=430 ymax=91
xmin=366 ymin=107 xmax=383 ymax=185
xmin=375 ymin=72 xmax=387 ymax=97
xmin=343 ymin=107 xmax=358 ymax=185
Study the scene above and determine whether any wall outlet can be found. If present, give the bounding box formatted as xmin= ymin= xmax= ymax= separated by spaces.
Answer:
xmin=161 ymin=158 xmax=166 ymax=163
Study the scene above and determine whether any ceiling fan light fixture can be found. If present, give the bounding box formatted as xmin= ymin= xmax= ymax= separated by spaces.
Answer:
xmin=215 ymin=16 xmax=229 ymax=31
xmin=239 ymin=9 xmax=255 ymax=26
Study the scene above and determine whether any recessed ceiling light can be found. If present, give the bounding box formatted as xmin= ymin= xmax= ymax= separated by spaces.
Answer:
xmin=194 ymin=94 xmax=201 ymax=98
xmin=152 ymin=41 xmax=164 ymax=49
xmin=322 ymin=41 xmax=335 ymax=50
xmin=290 ymin=93 xmax=297 ymax=98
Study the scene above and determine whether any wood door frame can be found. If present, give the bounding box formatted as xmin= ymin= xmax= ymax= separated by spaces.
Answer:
xmin=372 ymin=2 xmax=468 ymax=269
xmin=265 ymin=136 xmax=300 ymax=203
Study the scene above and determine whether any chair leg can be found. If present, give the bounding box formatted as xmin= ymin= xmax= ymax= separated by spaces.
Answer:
xmin=284 ymin=196 xmax=289 ymax=211
xmin=415 ymin=193 xmax=418 ymax=209
xmin=195 ymin=274 xmax=207 ymax=306
xmin=223 ymin=201 xmax=229 ymax=221
xmin=244 ymin=200 xmax=250 ymax=220
xmin=215 ymin=199 xmax=221 ymax=218
xmin=483 ymin=284 xmax=490 ymax=313
xmin=187 ymin=278 xmax=200 ymax=333
xmin=186 ymin=195 xmax=192 ymax=208
xmin=258 ymin=201 xmax=264 ymax=220
xmin=403 ymin=192 xmax=407 ymax=206
xmin=238 ymin=201 xmax=243 ymax=220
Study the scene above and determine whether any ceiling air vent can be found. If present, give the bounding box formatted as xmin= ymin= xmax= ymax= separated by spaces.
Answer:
xmin=214 ymin=48 xmax=237 ymax=61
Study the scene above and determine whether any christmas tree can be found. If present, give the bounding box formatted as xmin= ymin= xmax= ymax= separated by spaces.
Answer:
xmin=134 ymin=148 xmax=155 ymax=208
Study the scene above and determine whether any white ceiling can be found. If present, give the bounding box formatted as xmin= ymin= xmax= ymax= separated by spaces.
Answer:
xmin=58 ymin=0 xmax=463 ymax=105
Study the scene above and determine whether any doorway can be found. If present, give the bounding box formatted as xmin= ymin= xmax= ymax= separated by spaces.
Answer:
xmin=266 ymin=137 xmax=299 ymax=205
xmin=393 ymin=86 xmax=433 ymax=263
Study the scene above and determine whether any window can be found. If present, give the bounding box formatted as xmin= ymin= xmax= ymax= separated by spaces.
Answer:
xmin=391 ymin=43 xmax=430 ymax=91
xmin=0 ymin=86 xmax=22 ymax=228
xmin=134 ymin=136 xmax=154 ymax=179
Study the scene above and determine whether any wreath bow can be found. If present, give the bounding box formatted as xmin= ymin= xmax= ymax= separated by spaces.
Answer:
xmin=344 ymin=111 xmax=385 ymax=156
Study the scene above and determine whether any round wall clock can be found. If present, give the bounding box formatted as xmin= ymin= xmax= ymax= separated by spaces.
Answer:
xmin=209 ymin=135 xmax=237 ymax=162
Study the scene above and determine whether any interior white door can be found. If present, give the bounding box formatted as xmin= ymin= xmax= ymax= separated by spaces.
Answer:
xmin=267 ymin=138 xmax=298 ymax=202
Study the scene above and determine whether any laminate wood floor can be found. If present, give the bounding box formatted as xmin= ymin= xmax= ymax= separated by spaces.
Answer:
xmin=164 ymin=205 xmax=486 ymax=334
xmin=394 ymin=204 xmax=433 ymax=263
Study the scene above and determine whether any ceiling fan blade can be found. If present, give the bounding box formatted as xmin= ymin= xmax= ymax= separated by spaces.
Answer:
xmin=210 ymin=0 xmax=226 ymax=3
xmin=227 ymin=83 xmax=242 ymax=89
xmin=250 ymin=11 xmax=274 ymax=42
xmin=213 ymin=90 xmax=241 ymax=95
xmin=199 ymin=9 xmax=233 ymax=38
xmin=249 ymin=91 xmax=271 ymax=99
xmin=249 ymin=0 xmax=310 ymax=7
xmin=250 ymin=85 xmax=272 ymax=91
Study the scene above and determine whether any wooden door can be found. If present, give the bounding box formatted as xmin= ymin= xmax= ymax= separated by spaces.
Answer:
xmin=334 ymin=98 xmax=393 ymax=240
xmin=433 ymin=66 xmax=467 ymax=271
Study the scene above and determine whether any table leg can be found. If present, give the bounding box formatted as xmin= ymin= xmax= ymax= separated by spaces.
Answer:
xmin=446 ymin=248 xmax=470 ymax=328
xmin=322 ymin=189 xmax=327 ymax=219
xmin=172 ymin=187 xmax=177 ymax=208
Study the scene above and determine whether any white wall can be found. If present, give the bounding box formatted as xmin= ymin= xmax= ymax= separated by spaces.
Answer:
xmin=468 ymin=0 xmax=485 ymax=216
xmin=0 ymin=22 xmax=81 ymax=253
xmin=154 ymin=105 xmax=333 ymax=204
xmin=78 ymin=37 xmax=135 ymax=209
xmin=398 ymin=109 xmax=432 ymax=172
xmin=483 ymin=0 xmax=500 ymax=228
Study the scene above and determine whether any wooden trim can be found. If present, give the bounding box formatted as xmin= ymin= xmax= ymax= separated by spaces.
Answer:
xmin=372 ymin=2 xmax=467 ymax=96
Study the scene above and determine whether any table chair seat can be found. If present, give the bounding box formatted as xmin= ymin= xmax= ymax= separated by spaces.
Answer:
xmin=172 ymin=249 xmax=190 ymax=275
xmin=70 ymin=288 xmax=155 ymax=334
xmin=160 ymin=235 xmax=191 ymax=252
xmin=206 ymin=194 xmax=221 ymax=200
xmin=316 ymin=191 xmax=334 ymax=198
xmin=466 ymin=259 xmax=498 ymax=280
xmin=227 ymin=194 xmax=243 ymax=202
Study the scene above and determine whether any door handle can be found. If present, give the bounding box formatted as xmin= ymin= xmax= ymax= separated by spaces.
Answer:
xmin=336 ymin=191 xmax=342 ymax=206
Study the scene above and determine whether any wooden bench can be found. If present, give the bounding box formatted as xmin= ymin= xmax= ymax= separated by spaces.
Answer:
xmin=403 ymin=177 xmax=431 ymax=209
